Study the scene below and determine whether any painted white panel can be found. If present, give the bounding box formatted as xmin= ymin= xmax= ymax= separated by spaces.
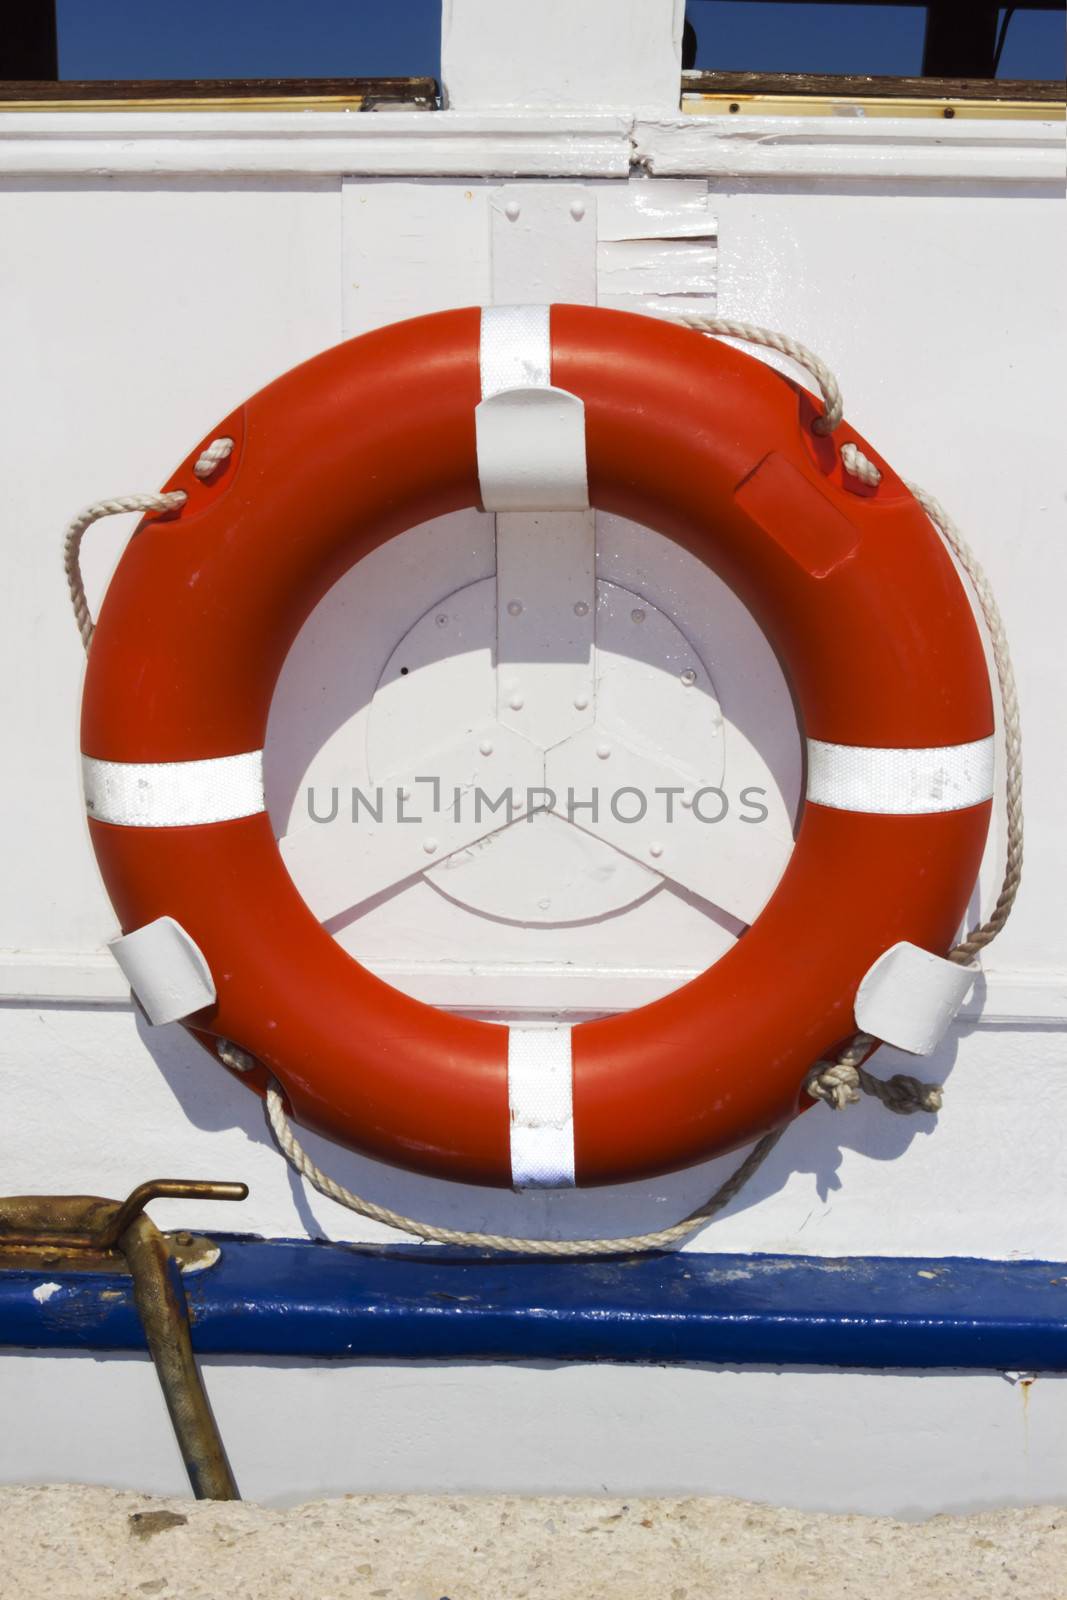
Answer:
xmin=597 ymin=178 xmax=717 ymax=242
xmin=280 ymin=724 xmax=542 ymax=925
xmin=596 ymin=175 xmax=717 ymax=318
xmin=270 ymin=507 xmax=790 ymax=944
xmin=597 ymin=236 xmax=718 ymax=296
xmin=1 ymin=1355 xmax=1063 ymax=1514
xmin=442 ymin=0 xmax=685 ymax=114
xmin=496 ymin=512 xmax=597 ymax=748
xmin=0 ymin=177 xmax=342 ymax=960
xmin=490 ymin=184 xmax=598 ymax=304
xmin=342 ymin=181 xmax=490 ymax=336
xmin=259 ymin=505 xmax=748 ymax=983
xmin=268 ymin=509 xmax=501 ymax=926
xmin=547 ymin=724 xmax=792 ymax=926
xmin=424 ymin=812 xmax=663 ymax=929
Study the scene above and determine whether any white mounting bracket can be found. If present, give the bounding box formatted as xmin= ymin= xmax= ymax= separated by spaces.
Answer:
xmin=109 ymin=916 xmax=216 ymax=1026
xmin=855 ymin=942 xmax=977 ymax=1056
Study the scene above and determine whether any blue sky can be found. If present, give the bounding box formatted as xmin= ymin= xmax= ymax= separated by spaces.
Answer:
xmin=57 ymin=2 xmax=1063 ymax=82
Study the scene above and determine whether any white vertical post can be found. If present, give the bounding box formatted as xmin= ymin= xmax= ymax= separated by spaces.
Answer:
xmin=441 ymin=0 xmax=685 ymax=114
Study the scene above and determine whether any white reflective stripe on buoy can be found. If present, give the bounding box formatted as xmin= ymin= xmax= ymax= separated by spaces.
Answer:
xmin=109 ymin=914 xmax=216 ymax=1024
xmin=480 ymin=304 xmax=553 ymax=397
xmin=83 ymin=751 xmax=265 ymax=827
xmin=806 ymin=736 xmax=995 ymax=814
xmin=508 ymin=1025 xmax=576 ymax=1189
xmin=855 ymin=941 xmax=976 ymax=1055
xmin=476 ymin=305 xmax=589 ymax=512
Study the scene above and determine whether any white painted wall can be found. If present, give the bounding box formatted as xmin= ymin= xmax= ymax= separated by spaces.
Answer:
xmin=4 ymin=1354 xmax=1064 ymax=1516
xmin=0 ymin=0 xmax=1064 ymax=1505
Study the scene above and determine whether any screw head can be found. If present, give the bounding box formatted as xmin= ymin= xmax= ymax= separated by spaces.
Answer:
xmin=574 ymin=693 xmax=590 ymax=711
xmin=631 ymin=608 xmax=646 ymax=623
xmin=680 ymin=668 xmax=697 ymax=687
xmin=478 ymin=738 xmax=493 ymax=757
xmin=435 ymin=613 xmax=448 ymax=627
xmin=649 ymin=841 xmax=664 ymax=858
xmin=596 ymin=743 xmax=611 ymax=760
xmin=505 ymin=200 xmax=521 ymax=221
xmin=422 ymin=837 xmax=438 ymax=854
xmin=509 ymin=694 xmax=524 ymax=711
xmin=570 ymin=199 xmax=586 ymax=221
xmin=573 ymin=601 xmax=589 ymax=617
xmin=506 ymin=599 xmax=523 ymax=616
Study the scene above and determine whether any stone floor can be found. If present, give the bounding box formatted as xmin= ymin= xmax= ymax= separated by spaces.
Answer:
xmin=1 ymin=1485 xmax=1062 ymax=1599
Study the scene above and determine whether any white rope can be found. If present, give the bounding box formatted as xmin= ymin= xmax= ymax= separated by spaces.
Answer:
xmin=64 ymin=493 xmax=187 ymax=652
xmin=63 ymin=439 xmax=233 ymax=652
xmin=258 ymin=1067 xmax=785 ymax=1256
xmin=65 ymin=337 xmax=1022 ymax=1254
xmin=682 ymin=316 xmax=884 ymax=490
xmin=908 ymin=485 xmax=1023 ymax=963
xmin=682 ymin=314 xmax=843 ymax=433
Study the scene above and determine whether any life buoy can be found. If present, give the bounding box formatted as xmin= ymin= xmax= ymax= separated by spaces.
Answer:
xmin=80 ymin=305 xmax=993 ymax=1189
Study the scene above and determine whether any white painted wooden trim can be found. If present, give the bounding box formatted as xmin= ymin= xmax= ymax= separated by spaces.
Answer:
xmin=2 ymin=950 xmax=1064 ymax=1025
xmin=633 ymin=115 xmax=1066 ymax=184
xmin=0 ymin=952 xmax=129 ymax=1004
xmin=1 ymin=111 xmax=1058 ymax=184
xmin=0 ymin=111 xmax=632 ymax=178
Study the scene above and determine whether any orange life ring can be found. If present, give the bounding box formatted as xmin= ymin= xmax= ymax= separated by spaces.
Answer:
xmin=80 ymin=306 xmax=993 ymax=1188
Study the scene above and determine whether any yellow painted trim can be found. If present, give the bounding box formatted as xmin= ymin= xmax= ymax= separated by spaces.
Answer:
xmin=683 ymin=92 xmax=1065 ymax=122
xmin=0 ymin=94 xmax=391 ymax=113
xmin=3 ymin=89 xmax=1059 ymax=121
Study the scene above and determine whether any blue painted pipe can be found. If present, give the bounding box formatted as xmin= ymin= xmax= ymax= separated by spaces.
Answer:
xmin=1 ymin=1238 xmax=1064 ymax=1370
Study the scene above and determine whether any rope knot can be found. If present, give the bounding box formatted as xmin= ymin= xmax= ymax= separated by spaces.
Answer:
xmin=840 ymin=441 xmax=882 ymax=487
xmin=216 ymin=1038 xmax=257 ymax=1075
xmin=193 ymin=436 xmax=234 ymax=480
xmin=805 ymin=1060 xmax=861 ymax=1111
xmin=806 ymin=1052 xmax=943 ymax=1117
xmin=859 ymin=1069 xmax=944 ymax=1116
